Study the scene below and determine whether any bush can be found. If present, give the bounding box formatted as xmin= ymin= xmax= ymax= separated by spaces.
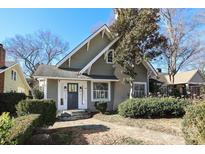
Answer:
xmin=33 ymin=89 xmax=44 ymax=99
xmin=0 ymin=112 xmax=14 ymax=144
xmin=118 ymin=97 xmax=189 ymax=118
xmin=16 ymin=99 xmax=57 ymax=125
xmin=182 ymin=103 xmax=205 ymax=145
xmin=94 ymin=102 xmax=107 ymax=114
xmin=0 ymin=93 xmax=27 ymax=115
xmin=8 ymin=114 xmax=41 ymax=145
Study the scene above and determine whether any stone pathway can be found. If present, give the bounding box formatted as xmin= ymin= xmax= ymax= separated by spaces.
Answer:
xmin=50 ymin=118 xmax=185 ymax=145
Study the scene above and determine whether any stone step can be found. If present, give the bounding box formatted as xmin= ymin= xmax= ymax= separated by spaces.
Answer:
xmin=56 ymin=110 xmax=91 ymax=121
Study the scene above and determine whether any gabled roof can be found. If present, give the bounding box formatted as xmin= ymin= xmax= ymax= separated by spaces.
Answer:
xmin=56 ymin=24 xmax=113 ymax=68
xmin=159 ymin=69 xmax=205 ymax=85
xmin=0 ymin=61 xmax=31 ymax=90
xmin=79 ymin=37 xmax=119 ymax=74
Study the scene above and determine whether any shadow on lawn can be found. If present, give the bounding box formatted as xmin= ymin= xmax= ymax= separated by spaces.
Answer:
xmin=26 ymin=124 xmax=110 ymax=145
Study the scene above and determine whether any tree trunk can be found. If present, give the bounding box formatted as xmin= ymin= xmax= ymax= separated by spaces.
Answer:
xmin=129 ymin=82 xmax=133 ymax=99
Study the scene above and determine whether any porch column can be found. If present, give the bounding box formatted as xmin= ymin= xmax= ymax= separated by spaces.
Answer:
xmin=57 ymin=80 xmax=61 ymax=110
xmin=44 ymin=78 xmax=47 ymax=99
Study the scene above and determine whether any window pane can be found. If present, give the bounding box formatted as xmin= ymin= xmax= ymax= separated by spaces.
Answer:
xmin=107 ymin=51 xmax=113 ymax=63
xmin=93 ymin=82 xmax=109 ymax=100
xmin=133 ymin=83 xmax=145 ymax=98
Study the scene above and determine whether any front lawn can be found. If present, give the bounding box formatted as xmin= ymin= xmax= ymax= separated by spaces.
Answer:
xmin=93 ymin=113 xmax=183 ymax=136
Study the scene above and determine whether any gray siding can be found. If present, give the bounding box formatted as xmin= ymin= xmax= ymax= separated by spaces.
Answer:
xmin=190 ymin=72 xmax=205 ymax=83
xmin=112 ymin=63 xmax=148 ymax=110
xmin=47 ymin=79 xmax=58 ymax=105
xmin=90 ymin=55 xmax=114 ymax=76
xmin=60 ymin=33 xmax=111 ymax=69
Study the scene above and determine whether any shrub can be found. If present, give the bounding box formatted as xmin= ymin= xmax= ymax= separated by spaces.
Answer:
xmin=118 ymin=97 xmax=189 ymax=118
xmin=94 ymin=102 xmax=107 ymax=114
xmin=16 ymin=99 xmax=57 ymax=125
xmin=0 ymin=93 xmax=27 ymax=115
xmin=33 ymin=89 xmax=44 ymax=99
xmin=8 ymin=114 xmax=41 ymax=145
xmin=0 ymin=112 xmax=14 ymax=145
xmin=182 ymin=103 xmax=205 ymax=145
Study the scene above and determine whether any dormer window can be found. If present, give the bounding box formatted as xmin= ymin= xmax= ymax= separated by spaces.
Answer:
xmin=106 ymin=49 xmax=114 ymax=64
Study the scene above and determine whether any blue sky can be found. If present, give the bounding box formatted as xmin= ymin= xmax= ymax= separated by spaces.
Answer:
xmin=0 ymin=8 xmax=113 ymax=49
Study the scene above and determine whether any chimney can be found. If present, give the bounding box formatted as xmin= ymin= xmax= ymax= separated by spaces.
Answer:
xmin=157 ymin=68 xmax=162 ymax=73
xmin=0 ymin=44 xmax=5 ymax=68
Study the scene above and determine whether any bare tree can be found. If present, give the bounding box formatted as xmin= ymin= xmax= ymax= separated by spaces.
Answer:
xmin=160 ymin=9 xmax=203 ymax=83
xmin=5 ymin=31 xmax=69 ymax=77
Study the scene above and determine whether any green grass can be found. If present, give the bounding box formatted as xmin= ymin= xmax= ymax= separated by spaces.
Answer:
xmin=94 ymin=113 xmax=182 ymax=136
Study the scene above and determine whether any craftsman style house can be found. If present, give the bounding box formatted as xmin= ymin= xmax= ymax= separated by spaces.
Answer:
xmin=33 ymin=25 xmax=157 ymax=111
xmin=0 ymin=44 xmax=31 ymax=95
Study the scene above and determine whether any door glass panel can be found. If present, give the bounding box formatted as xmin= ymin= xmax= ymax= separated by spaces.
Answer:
xmin=68 ymin=84 xmax=78 ymax=92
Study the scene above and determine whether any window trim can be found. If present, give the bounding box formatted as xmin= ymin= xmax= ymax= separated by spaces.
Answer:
xmin=91 ymin=81 xmax=111 ymax=102
xmin=11 ymin=70 xmax=17 ymax=81
xmin=106 ymin=49 xmax=114 ymax=64
xmin=132 ymin=82 xmax=147 ymax=98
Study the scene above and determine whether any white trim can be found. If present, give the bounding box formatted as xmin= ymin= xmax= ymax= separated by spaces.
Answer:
xmin=57 ymin=80 xmax=87 ymax=111
xmin=0 ymin=63 xmax=18 ymax=74
xmin=56 ymin=25 xmax=113 ymax=67
xmin=91 ymin=81 xmax=111 ymax=102
xmin=34 ymin=76 xmax=119 ymax=82
xmin=79 ymin=37 xmax=119 ymax=74
xmin=133 ymin=82 xmax=147 ymax=97
xmin=106 ymin=49 xmax=114 ymax=64
xmin=142 ymin=61 xmax=158 ymax=77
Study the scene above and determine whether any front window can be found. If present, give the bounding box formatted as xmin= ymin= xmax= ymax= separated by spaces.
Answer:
xmin=92 ymin=82 xmax=110 ymax=101
xmin=133 ymin=82 xmax=146 ymax=98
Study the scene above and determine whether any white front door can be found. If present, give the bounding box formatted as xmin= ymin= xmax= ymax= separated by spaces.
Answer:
xmin=58 ymin=80 xmax=87 ymax=110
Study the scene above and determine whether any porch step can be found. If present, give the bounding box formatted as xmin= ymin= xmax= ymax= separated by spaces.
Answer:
xmin=56 ymin=110 xmax=91 ymax=121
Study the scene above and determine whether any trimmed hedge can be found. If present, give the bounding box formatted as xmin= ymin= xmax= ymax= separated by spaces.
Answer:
xmin=182 ymin=103 xmax=205 ymax=145
xmin=8 ymin=114 xmax=41 ymax=144
xmin=0 ymin=113 xmax=41 ymax=145
xmin=0 ymin=112 xmax=14 ymax=144
xmin=118 ymin=97 xmax=189 ymax=118
xmin=16 ymin=99 xmax=57 ymax=125
xmin=94 ymin=102 xmax=107 ymax=114
xmin=0 ymin=93 xmax=27 ymax=115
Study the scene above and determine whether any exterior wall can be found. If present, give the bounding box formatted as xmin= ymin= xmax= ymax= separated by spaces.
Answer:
xmin=0 ymin=73 xmax=4 ymax=93
xmin=47 ymin=79 xmax=58 ymax=104
xmin=89 ymin=54 xmax=115 ymax=76
xmin=189 ymin=72 xmax=205 ymax=83
xmin=60 ymin=33 xmax=111 ymax=69
xmin=112 ymin=63 xmax=148 ymax=110
xmin=133 ymin=63 xmax=148 ymax=82
xmin=4 ymin=65 xmax=29 ymax=95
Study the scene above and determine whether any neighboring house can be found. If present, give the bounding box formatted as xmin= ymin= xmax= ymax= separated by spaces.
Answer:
xmin=0 ymin=44 xmax=31 ymax=95
xmin=151 ymin=69 xmax=205 ymax=98
xmin=33 ymin=25 xmax=157 ymax=111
